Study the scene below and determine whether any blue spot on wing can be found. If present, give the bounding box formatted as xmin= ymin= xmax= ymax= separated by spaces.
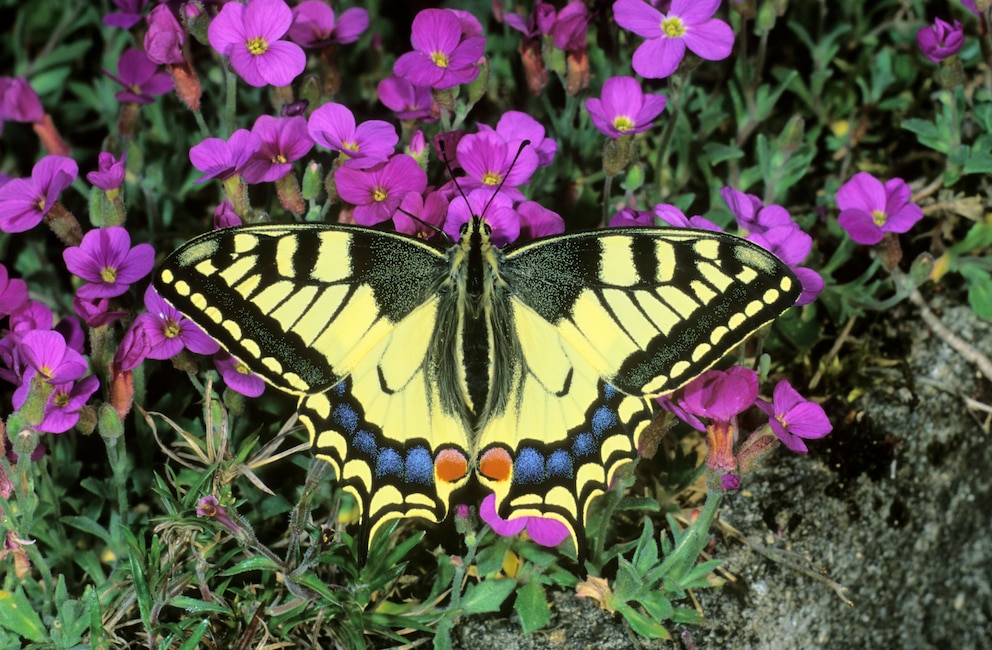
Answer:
xmin=547 ymin=450 xmax=573 ymax=478
xmin=376 ymin=448 xmax=403 ymax=478
xmin=514 ymin=447 xmax=545 ymax=484
xmin=406 ymin=447 xmax=434 ymax=485
xmin=333 ymin=403 xmax=359 ymax=433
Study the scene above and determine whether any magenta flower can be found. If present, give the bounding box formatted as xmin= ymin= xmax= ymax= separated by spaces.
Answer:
xmin=756 ymin=381 xmax=832 ymax=453
xmin=87 ymin=151 xmax=127 ymax=191
xmin=0 ymin=155 xmax=78 ymax=233
xmin=107 ymin=48 xmax=173 ymax=104
xmin=196 ymin=495 xmax=241 ymax=535
xmin=9 ymin=302 xmax=55 ymax=340
xmin=0 ymin=264 xmax=29 ymax=318
xmin=613 ymin=0 xmax=733 ymax=79
xmin=377 ymin=75 xmax=434 ymax=121
xmin=916 ymin=17 xmax=964 ymax=63
xmin=505 ymin=0 xmax=587 ymax=52
xmin=480 ymin=493 xmax=570 ymax=547
xmin=455 ymin=130 xmax=538 ymax=200
xmin=611 ymin=208 xmax=655 ymax=228
xmin=489 ymin=111 xmax=557 ymax=168
xmin=104 ymin=0 xmax=148 ymax=29
xmin=681 ymin=366 xmax=758 ymax=472
xmin=393 ymin=9 xmax=486 ymax=90
xmin=214 ymin=353 xmax=265 ymax=397
xmin=114 ymin=325 xmax=151 ymax=373
xmin=394 ymin=190 xmax=449 ymax=239
xmin=585 ymin=76 xmax=667 ymax=138
xmin=836 ymin=172 xmax=924 ymax=245
xmin=144 ymin=4 xmax=185 ymax=65
xmin=73 ymin=295 xmax=128 ymax=328
xmin=289 ymin=1 xmax=369 ymax=47
xmin=444 ymin=189 xmax=520 ymax=247
xmin=214 ymin=201 xmax=242 ymax=229
xmin=240 ymin=115 xmax=313 ymax=184
xmin=334 ymin=155 xmax=427 ymax=226
xmin=504 ymin=1 xmax=557 ymax=39
xmin=307 ymin=103 xmax=398 ymax=169
xmin=720 ymin=187 xmax=793 ymax=235
xmin=132 ymin=286 xmax=221 ymax=360
xmin=15 ymin=330 xmax=88 ymax=397
xmin=208 ymin=0 xmax=306 ymax=88
xmin=189 ymin=130 xmax=261 ymax=182
xmin=63 ymin=226 xmax=155 ymax=299
xmin=0 ymin=78 xmax=44 ymax=124
xmin=517 ymin=200 xmax=564 ymax=239
xmin=652 ymin=204 xmax=721 ymax=231
xmin=25 ymin=376 xmax=100 ymax=435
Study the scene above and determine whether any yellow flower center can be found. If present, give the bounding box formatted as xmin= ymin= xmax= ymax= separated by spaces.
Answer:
xmin=36 ymin=198 xmax=47 ymax=212
xmin=482 ymin=171 xmax=501 ymax=186
xmin=661 ymin=17 xmax=685 ymax=38
xmin=431 ymin=50 xmax=450 ymax=68
xmin=236 ymin=362 xmax=252 ymax=376
xmin=372 ymin=187 xmax=387 ymax=202
xmin=872 ymin=209 xmax=887 ymax=226
xmin=343 ymin=141 xmax=360 ymax=153
xmin=54 ymin=390 xmax=70 ymax=408
xmin=612 ymin=116 xmax=635 ymax=133
xmin=164 ymin=320 xmax=181 ymax=339
xmin=247 ymin=36 xmax=268 ymax=56
xmin=39 ymin=364 xmax=53 ymax=381
xmin=101 ymin=266 xmax=117 ymax=283
xmin=273 ymin=154 xmax=287 ymax=164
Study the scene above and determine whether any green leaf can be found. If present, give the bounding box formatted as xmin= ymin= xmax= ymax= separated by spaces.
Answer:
xmin=615 ymin=603 xmax=671 ymax=640
xmin=639 ymin=591 xmax=674 ymax=622
xmin=176 ymin=619 xmax=210 ymax=650
xmin=119 ymin=527 xmax=153 ymax=634
xmin=219 ymin=556 xmax=282 ymax=576
xmin=902 ymin=118 xmax=949 ymax=154
xmin=961 ymin=265 xmax=992 ymax=320
xmin=460 ymin=578 xmax=516 ymax=615
xmin=0 ymin=588 xmax=48 ymax=643
xmin=167 ymin=596 xmax=231 ymax=614
xmin=514 ymin=579 xmax=551 ymax=634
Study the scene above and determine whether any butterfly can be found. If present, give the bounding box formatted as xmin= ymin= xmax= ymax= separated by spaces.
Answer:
xmin=154 ymin=215 xmax=799 ymax=555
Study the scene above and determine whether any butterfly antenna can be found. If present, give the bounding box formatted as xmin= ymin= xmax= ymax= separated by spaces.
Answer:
xmin=439 ymin=139 xmax=532 ymax=218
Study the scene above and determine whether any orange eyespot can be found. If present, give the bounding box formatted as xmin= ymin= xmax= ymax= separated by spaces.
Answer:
xmin=435 ymin=448 xmax=469 ymax=483
xmin=479 ymin=447 xmax=513 ymax=483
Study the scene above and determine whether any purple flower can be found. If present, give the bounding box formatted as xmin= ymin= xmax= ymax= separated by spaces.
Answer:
xmin=29 ymin=375 xmax=100 ymax=434
xmin=104 ymin=0 xmax=148 ymax=29
xmin=505 ymin=0 xmax=588 ymax=52
xmin=517 ymin=200 xmax=564 ymax=239
xmin=394 ymin=190 xmax=449 ymax=239
xmin=489 ymin=111 xmax=557 ymax=167
xmin=87 ymin=151 xmax=127 ymax=191
xmin=208 ymin=0 xmax=306 ymax=88
xmin=611 ymin=208 xmax=655 ymax=228
xmin=720 ymin=187 xmax=793 ymax=235
xmin=63 ymin=226 xmax=155 ymax=299
xmin=107 ymin=48 xmax=173 ymax=104
xmin=9 ymin=302 xmax=55 ymax=340
xmin=444 ymin=189 xmax=520 ymax=247
xmin=747 ymin=224 xmax=823 ymax=306
xmin=0 ymin=155 xmax=78 ymax=233
xmin=289 ymin=1 xmax=369 ymax=47
xmin=0 ymin=265 xmax=29 ymax=318
xmin=393 ymin=9 xmax=486 ymax=90
xmin=114 ymin=325 xmax=151 ymax=372
xmin=73 ymin=296 xmax=128 ymax=328
xmin=334 ymin=155 xmax=427 ymax=226
xmin=652 ymin=204 xmax=722 ymax=231
xmin=144 ymin=4 xmax=185 ymax=65
xmin=214 ymin=201 xmax=242 ymax=229
xmin=504 ymin=1 xmax=557 ymax=39
xmin=240 ymin=115 xmax=313 ymax=184
xmin=214 ymin=352 xmax=265 ymax=397
xmin=836 ymin=172 xmax=924 ymax=245
xmin=189 ymin=129 xmax=261 ymax=182
xmin=196 ymin=495 xmax=241 ymax=535
xmin=377 ymin=75 xmax=434 ymax=121
xmin=15 ymin=330 xmax=88 ymax=401
xmin=132 ymin=286 xmax=221 ymax=360
xmin=963 ymin=0 xmax=981 ymax=18
xmin=455 ymin=130 xmax=538 ymax=200
xmin=756 ymin=381 xmax=832 ymax=453
xmin=479 ymin=493 xmax=570 ymax=547
xmin=916 ymin=17 xmax=964 ymax=63
xmin=307 ymin=103 xmax=398 ymax=169
xmin=0 ymin=78 xmax=44 ymax=123
xmin=682 ymin=367 xmax=758 ymax=423
xmin=613 ymin=0 xmax=734 ymax=79
xmin=586 ymin=76 xmax=667 ymax=138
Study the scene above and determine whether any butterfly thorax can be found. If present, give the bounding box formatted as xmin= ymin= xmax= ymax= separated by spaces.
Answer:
xmin=432 ymin=216 xmax=517 ymax=435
